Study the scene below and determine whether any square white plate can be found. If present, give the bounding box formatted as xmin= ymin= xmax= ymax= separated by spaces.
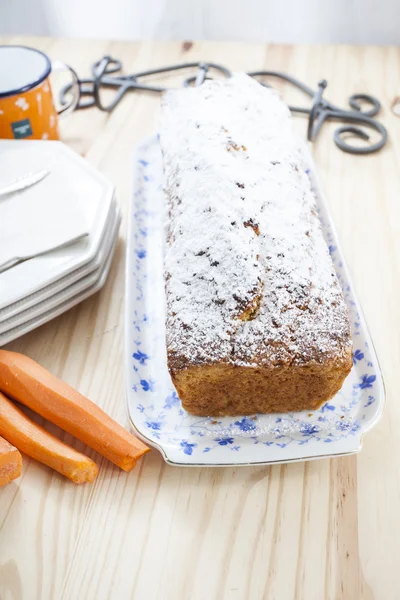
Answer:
xmin=125 ymin=136 xmax=385 ymax=467
xmin=0 ymin=140 xmax=114 ymax=309
xmin=0 ymin=203 xmax=120 ymax=334
xmin=0 ymin=214 xmax=119 ymax=348
xmin=0 ymin=198 xmax=119 ymax=325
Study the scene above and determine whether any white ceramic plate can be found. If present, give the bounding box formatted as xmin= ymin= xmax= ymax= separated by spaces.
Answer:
xmin=0 ymin=211 xmax=120 ymax=347
xmin=0 ymin=198 xmax=119 ymax=324
xmin=0 ymin=204 xmax=120 ymax=333
xmin=125 ymin=136 xmax=385 ymax=466
xmin=0 ymin=140 xmax=114 ymax=310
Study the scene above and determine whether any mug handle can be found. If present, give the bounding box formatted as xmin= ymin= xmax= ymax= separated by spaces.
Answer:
xmin=51 ymin=60 xmax=80 ymax=117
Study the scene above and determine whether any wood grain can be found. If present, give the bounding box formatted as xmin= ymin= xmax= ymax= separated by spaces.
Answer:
xmin=0 ymin=38 xmax=399 ymax=600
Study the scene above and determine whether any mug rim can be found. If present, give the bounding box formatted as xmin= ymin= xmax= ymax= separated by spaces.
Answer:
xmin=0 ymin=45 xmax=51 ymax=99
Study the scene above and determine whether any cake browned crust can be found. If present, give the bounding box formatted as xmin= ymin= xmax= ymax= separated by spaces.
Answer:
xmin=160 ymin=74 xmax=353 ymax=416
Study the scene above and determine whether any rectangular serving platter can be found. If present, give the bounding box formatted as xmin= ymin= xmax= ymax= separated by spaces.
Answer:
xmin=124 ymin=135 xmax=384 ymax=466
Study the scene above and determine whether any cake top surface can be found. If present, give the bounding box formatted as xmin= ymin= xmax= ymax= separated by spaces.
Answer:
xmin=160 ymin=73 xmax=351 ymax=369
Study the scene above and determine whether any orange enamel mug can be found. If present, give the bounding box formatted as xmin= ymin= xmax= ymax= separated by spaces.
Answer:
xmin=0 ymin=45 xmax=79 ymax=140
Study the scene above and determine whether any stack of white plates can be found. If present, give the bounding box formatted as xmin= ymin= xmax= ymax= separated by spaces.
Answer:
xmin=0 ymin=140 xmax=120 ymax=346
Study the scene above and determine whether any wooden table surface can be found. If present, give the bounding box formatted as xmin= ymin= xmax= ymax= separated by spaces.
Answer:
xmin=0 ymin=37 xmax=399 ymax=600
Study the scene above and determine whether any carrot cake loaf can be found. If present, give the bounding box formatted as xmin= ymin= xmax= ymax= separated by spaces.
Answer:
xmin=160 ymin=74 xmax=352 ymax=416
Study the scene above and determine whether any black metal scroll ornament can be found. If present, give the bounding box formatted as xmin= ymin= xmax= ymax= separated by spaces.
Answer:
xmin=249 ymin=72 xmax=387 ymax=155
xmin=60 ymin=57 xmax=231 ymax=111
xmin=59 ymin=56 xmax=387 ymax=155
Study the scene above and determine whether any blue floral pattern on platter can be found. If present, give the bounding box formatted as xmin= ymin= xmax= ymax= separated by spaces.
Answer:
xmin=125 ymin=136 xmax=385 ymax=466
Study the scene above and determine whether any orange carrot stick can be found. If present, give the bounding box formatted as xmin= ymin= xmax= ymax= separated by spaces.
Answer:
xmin=0 ymin=392 xmax=98 ymax=484
xmin=0 ymin=350 xmax=149 ymax=471
xmin=0 ymin=435 xmax=22 ymax=486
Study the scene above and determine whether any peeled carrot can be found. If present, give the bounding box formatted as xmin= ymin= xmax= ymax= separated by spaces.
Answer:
xmin=0 ymin=435 xmax=22 ymax=486
xmin=0 ymin=392 xmax=98 ymax=484
xmin=0 ymin=350 xmax=149 ymax=471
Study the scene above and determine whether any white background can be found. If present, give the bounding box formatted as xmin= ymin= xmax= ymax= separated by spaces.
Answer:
xmin=0 ymin=0 xmax=400 ymax=45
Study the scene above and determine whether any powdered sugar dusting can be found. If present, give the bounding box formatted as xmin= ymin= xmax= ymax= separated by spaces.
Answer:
xmin=160 ymin=74 xmax=351 ymax=369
